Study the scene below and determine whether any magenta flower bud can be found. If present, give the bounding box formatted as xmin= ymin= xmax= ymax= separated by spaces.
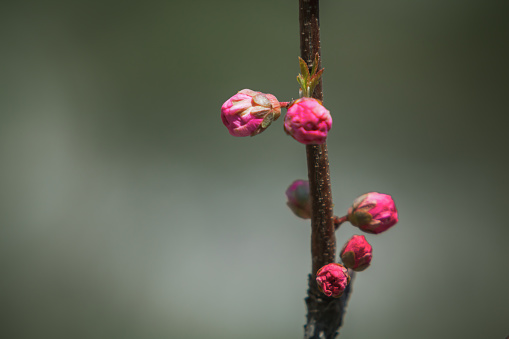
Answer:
xmin=347 ymin=192 xmax=398 ymax=234
xmin=221 ymin=89 xmax=282 ymax=137
xmin=316 ymin=263 xmax=350 ymax=298
xmin=286 ymin=180 xmax=311 ymax=219
xmin=283 ymin=97 xmax=332 ymax=145
xmin=340 ymin=235 xmax=373 ymax=271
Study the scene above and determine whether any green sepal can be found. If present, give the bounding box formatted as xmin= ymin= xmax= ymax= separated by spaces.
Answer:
xmin=351 ymin=211 xmax=373 ymax=227
xmin=341 ymin=251 xmax=356 ymax=269
xmin=261 ymin=112 xmax=274 ymax=129
xmin=355 ymin=263 xmax=370 ymax=272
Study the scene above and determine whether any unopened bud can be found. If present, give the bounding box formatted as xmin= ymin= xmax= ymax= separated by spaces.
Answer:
xmin=221 ymin=89 xmax=281 ymax=137
xmin=340 ymin=235 xmax=373 ymax=271
xmin=347 ymin=192 xmax=398 ymax=234
xmin=316 ymin=263 xmax=350 ymax=298
xmin=285 ymin=180 xmax=311 ymax=219
xmin=284 ymin=97 xmax=332 ymax=145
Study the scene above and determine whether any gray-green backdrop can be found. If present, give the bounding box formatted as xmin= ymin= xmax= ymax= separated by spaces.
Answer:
xmin=1 ymin=0 xmax=508 ymax=338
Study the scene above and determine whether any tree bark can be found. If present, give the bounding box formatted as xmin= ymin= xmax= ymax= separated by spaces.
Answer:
xmin=300 ymin=1 xmax=354 ymax=338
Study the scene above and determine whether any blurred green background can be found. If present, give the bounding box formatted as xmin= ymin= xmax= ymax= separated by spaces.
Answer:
xmin=1 ymin=0 xmax=508 ymax=338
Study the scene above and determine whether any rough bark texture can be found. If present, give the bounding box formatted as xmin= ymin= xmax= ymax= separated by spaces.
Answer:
xmin=300 ymin=0 xmax=354 ymax=338
xmin=300 ymin=0 xmax=333 ymax=285
xmin=304 ymin=273 xmax=355 ymax=339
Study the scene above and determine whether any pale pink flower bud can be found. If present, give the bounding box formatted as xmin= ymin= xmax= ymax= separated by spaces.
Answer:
xmin=340 ymin=235 xmax=373 ymax=271
xmin=347 ymin=192 xmax=398 ymax=234
xmin=221 ymin=89 xmax=281 ymax=137
xmin=283 ymin=97 xmax=332 ymax=144
xmin=286 ymin=180 xmax=311 ymax=219
xmin=316 ymin=263 xmax=350 ymax=298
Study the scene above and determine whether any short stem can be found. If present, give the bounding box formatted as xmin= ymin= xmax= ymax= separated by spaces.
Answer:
xmin=333 ymin=215 xmax=348 ymax=230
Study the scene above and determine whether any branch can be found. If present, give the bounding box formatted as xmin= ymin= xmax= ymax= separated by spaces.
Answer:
xmin=300 ymin=1 xmax=354 ymax=337
xmin=304 ymin=272 xmax=356 ymax=339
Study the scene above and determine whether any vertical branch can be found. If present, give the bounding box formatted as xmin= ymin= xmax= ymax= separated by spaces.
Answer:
xmin=300 ymin=0 xmax=333 ymax=284
xmin=299 ymin=0 xmax=323 ymax=103
xmin=300 ymin=1 xmax=354 ymax=338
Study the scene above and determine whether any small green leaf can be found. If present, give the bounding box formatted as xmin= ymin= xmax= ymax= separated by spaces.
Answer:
xmin=297 ymin=75 xmax=306 ymax=90
xmin=298 ymin=57 xmax=310 ymax=83
xmin=311 ymin=68 xmax=324 ymax=83
xmin=308 ymin=68 xmax=324 ymax=95
xmin=311 ymin=53 xmax=320 ymax=76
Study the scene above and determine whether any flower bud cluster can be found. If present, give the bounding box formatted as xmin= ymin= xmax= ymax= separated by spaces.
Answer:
xmin=220 ymin=58 xmax=401 ymax=301
xmin=291 ymin=189 xmax=398 ymax=297
xmin=286 ymin=187 xmax=398 ymax=236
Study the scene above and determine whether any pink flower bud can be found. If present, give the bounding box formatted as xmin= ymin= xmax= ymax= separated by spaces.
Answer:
xmin=221 ymin=89 xmax=281 ymax=137
xmin=340 ymin=235 xmax=373 ymax=271
xmin=316 ymin=263 xmax=350 ymax=298
xmin=347 ymin=192 xmax=398 ymax=234
xmin=283 ymin=97 xmax=332 ymax=145
xmin=286 ymin=180 xmax=311 ymax=219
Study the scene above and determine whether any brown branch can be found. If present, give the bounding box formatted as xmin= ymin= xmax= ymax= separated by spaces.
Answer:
xmin=300 ymin=0 xmax=354 ymax=338
xmin=300 ymin=0 xmax=331 ymax=282
xmin=334 ymin=215 xmax=348 ymax=230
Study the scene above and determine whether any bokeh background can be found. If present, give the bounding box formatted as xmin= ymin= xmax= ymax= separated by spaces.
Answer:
xmin=1 ymin=0 xmax=508 ymax=338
